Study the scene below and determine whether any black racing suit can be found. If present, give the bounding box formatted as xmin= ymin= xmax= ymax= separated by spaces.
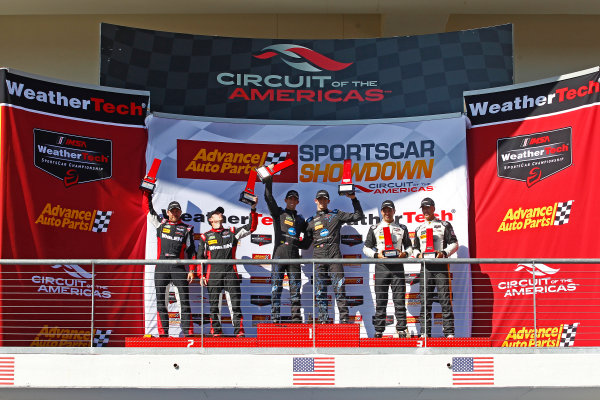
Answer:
xmin=144 ymin=193 xmax=196 ymax=337
xmin=264 ymin=180 xmax=306 ymax=323
xmin=363 ymin=221 xmax=413 ymax=334
xmin=413 ymin=219 xmax=458 ymax=337
xmin=197 ymin=211 xmax=257 ymax=336
xmin=303 ymin=198 xmax=364 ymax=323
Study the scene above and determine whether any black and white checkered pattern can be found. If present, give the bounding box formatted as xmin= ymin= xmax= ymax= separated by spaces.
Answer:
xmin=559 ymin=323 xmax=579 ymax=347
xmin=92 ymin=210 xmax=113 ymax=232
xmin=554 ymin=200 xmax=573 ymax=225
xmin=264 ymin=152 xmax=288 ymax=165
xmin=93 ymin=329 xmax=112 ymax=347
xmin=100 ymin=23 xmax=513 ymax=119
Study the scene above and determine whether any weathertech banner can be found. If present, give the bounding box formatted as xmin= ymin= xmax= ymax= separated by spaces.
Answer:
xmin=100 ymin=23 xmax=513 ymax=119
xmin=0 ymin=69 xmax=150 ymax=346
xmin=144 ymin=112 xmax=471 ymax=338
xmin=465 ymin=67 xmax=600 ymax=346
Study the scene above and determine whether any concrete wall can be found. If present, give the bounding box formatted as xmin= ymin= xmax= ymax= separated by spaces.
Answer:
xmin=0 ymin=14 xmax=380 ymax=85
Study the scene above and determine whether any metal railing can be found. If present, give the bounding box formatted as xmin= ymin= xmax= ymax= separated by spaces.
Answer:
xmin=0 ymin=258 xmax=598 ymax=349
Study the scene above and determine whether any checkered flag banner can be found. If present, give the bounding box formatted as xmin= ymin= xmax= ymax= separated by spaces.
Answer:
xmin=264 ymin=152 xmax=289 ymax=165
xmin=559 ymin=323 xmax=579 ymax=347
xmin=93 ymin=329 xmax=113 ymax=347
xmin=554 ymin=200 xmax=573 ymax=225
xmin=101 ymin=23 xmax=513 ymax=119
xmin=92 ymin=210 xmax=113 ymax=232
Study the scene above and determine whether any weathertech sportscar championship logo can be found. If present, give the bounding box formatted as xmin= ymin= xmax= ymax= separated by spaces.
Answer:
xmin=251 ymin=234 xmax=273 ymax=246
xmin=497 ymin=127 xmax=572 ymax=187
xmin=253 ymin=44 xmax=353 ymax=73
xmin=34 ymin=129 xmax=112 ymax=187
xmin=497 ymin=200 xmax=573 ymax=232
xmin=177 ymin=140 xmax=298 ymax=183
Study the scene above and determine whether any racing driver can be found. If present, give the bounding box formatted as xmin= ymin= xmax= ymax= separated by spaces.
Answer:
xmin=196 ymin=205 xmax=258 ymax=337
xmin=263 ymin=177 xmax=306 ymax=323
xmin=303 ymin=189 xmax=364 ymax=324
xmin=413 ymin=197 xmax=458 ymax=338
xmin=363 ymin=200 xmax=413 ymax=338
xmin=144 ymin=192 xmax=196 ymax=338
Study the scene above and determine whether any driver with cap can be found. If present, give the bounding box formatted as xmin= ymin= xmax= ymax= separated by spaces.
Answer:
xmin=303 ymin=189 xmax=364 ymax=324
xmin=263 ymin=177 xmax=306 ymax=323
xmin=196 ymin=204 xmax=258 ymax=337
xmin=363 ymin=200 xmax=413 ymax=338
xmin=412 ymin=197 xmax=458 ymax=338
xmin=144 ymin=193 xmax=196 ymax=338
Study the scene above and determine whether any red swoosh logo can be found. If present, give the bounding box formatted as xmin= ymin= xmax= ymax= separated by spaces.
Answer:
xmin=253 ymin=51 xmax=278 ymax=60
xmin=354 ymin=184 xmax=373 ymax=193
xmin=287 ymin=47 xmax=353 ymax=71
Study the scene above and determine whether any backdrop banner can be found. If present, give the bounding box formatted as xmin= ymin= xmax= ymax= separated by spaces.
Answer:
xmin=145 ymin=112 xmax=471 ymax=338
xmin=101 ymin=23 xmax=513 ymax=120
xmin=0 ymin=69 xmax=150 ymax=347
xmin=465 ymin=67 xmax=600 ymax=346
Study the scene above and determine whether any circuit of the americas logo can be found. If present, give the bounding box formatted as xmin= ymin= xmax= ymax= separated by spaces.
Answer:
xmin=253 ymin=44 xmax=353 ymax=73
xmin=497 ymin=127 xmax=572 ymax=187
xmin=497 ymin=200 xmax=573 ymax=232
xmin=34 ymin=129 xmax=112 ymax=187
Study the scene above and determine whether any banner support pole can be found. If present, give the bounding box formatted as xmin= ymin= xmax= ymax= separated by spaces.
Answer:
xmin=313 ymin=261 xmax=316 ymax=350
xmin=533 ymin=260 xmax=538 ymax=348
xmin=422 ymin=260 xmax=427 ymax=346
xmin=90 ymin=261 xmax=95 ymax=348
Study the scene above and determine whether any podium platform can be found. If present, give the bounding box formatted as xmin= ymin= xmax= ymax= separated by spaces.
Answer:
xmin=126 ymin=324 xmax=491 ymax=347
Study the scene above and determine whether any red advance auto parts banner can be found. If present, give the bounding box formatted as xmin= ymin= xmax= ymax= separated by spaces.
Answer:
xmin=0 ymin=69 xmax=150 ymax=346
xmin=465 ymin=67 xmax=600 ymax=346
xmin=145 ymin=112 xmax=470 ymax=338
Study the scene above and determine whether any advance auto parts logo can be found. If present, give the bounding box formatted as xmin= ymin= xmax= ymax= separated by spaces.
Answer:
xmin=497 ymin=127 xmax=572 ymax=187
xmin=498 ymin=263 xmax=578 ymax=298
xmin=497 ymin=200 xmax=573 ymax=232
xmin=177 ymin=140 xmax=298 ymax=183
xmin=502 ymin=323 xmax=580 ymax=347
xmin=35 ymin=202 xmax=113 ymax=233
xmin=32 ymin=264 xmax=112 ymax=299
xmin=34 ymin=129 xmax=112 ymax=187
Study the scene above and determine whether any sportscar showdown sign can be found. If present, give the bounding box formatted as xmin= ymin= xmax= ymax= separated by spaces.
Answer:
xmin=144 ymin=112 xmax=471 ymax=338
xmin=465 ymin=67 xmax=600 ymax=346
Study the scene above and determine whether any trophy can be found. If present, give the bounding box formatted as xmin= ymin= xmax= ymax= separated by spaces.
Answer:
xmin=239 ymin=169 xmax=258 ymax=206
xmin=338 ymin=159 xmax=355 ymax=195
xmin=382 ymin=226 xmax=399 ymax=258
xmin=422 ymin=228 xmax=437 ymax=258
xmin=139 ymin=158 xmax=162 ymax=193
xmin=256 ymin=159 xmax=294 ymax=182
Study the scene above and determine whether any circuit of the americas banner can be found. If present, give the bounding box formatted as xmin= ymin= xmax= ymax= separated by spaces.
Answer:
xmin=144 ymin=112 xmax=471 ymax=338
xmin=465 ymin=67 xmax=600 ymax=347
xmin=0 ymin=69 xmax=150 ymax=347
xmin=100 ymin=23 xmax=513 ymax=120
